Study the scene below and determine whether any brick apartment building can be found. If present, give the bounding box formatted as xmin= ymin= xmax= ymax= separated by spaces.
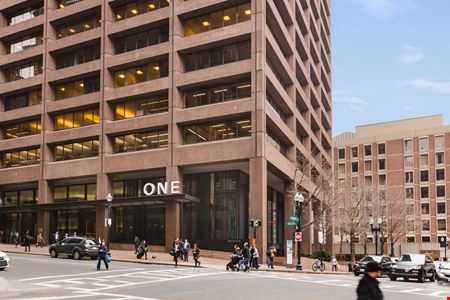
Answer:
xmin=333 ymin=115 xmax=450 ymax=258
xmin=0 ymin=0 xmax=331 ymax=260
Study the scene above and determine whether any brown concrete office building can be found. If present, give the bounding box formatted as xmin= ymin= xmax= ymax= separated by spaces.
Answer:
xmin=0 ymin=0 xmax=331 ymax=258
xmin=333 ymin=115 xmax=450 ymax=257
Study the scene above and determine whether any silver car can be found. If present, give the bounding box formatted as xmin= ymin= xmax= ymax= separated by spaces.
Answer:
xmin=390 ymin=254 xmax=435 ymax=283
xmin=0 ymin=250 xmax=10 ymax=270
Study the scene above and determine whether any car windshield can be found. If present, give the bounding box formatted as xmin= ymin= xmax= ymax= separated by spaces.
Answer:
xmin=361 ymin=256 xmax=381 ymax=262
xmin=400 ymin=254 xmax=424 ymax=263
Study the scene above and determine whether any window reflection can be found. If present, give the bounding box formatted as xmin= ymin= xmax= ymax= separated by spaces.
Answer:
xmin=55 ymin=77 xmax=100 ymax=100
xmin=183 ymin=118 xmax=251 ymax=144
xmin=114 ymin=0 xmax=169 ymax=21
xmin=184 ymin=3 xmax=251 ymax=36
xmin=114 ymin=60 xmax=168 ymax=87
xmin=115 ymin=25 xmax=169 ymax=54
xmin=184 ymin=41 xmax=250 ymax=72
xmin=54 ymin=139 xmax=99 ymax=161
xmin=6 ymin=61 xmax=42 ymax=82
xmin=115 ymin=94 xmax=168 ymax=119
xmin=2 ymin=147 xmax=40 ymax=168
xmin=5 ymin=90 xmax=42 ymax=111
xmin=7 ymin=34 xmax=43 ymax=54
xmin=56 ymin=44 xmax=100 ymax=69
xmin=2 ymin=119 xmax=42 ymax=139
xmin=54 ymin=107 xmax=100 ymax=130
xmin=2 ymin=188 xmax=38 ymax=206
xmin=114 ymin=129 xmax=168 ymax=153
xmin=54 ymin=183 xmax=97 ymax=202
xmin=184 ymin=80 xmax=250 ymax=108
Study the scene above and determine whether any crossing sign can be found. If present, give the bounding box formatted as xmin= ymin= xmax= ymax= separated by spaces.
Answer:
xmin=295 ymin=232 xmax=302 ymax=242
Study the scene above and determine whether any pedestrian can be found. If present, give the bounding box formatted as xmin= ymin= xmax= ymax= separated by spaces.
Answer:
xmin=193 ymin=243 xmax=201 ymax=267
xmin=331 ymin=256 xmax=338 ymax=272
xmin=24 ymin=230 xmax=32 ymax=252
xmin=65 ymin=233 xmax=68 ymax=238
xmin=54 ymin=231 xmax=59 ymax=243
xmin=36 ymin=233 xmax=44 ymax=248
xmin=134 ymin=236 xmax=140 ymax=254
xmin=73 ymin=232 xmax=77 ymax=237
xmin=252 ymin=246 xmax=260 ymax=269
xmin=171 ymin=238 xmax=181 ymax=268
xmin=267 ymin=245 xmax=276 ymax=269
xmin=97 ymin=241 xmax=110 ymax=271
xmin=356 ymin=261 xmax=383 ymax=300
xmin=14 ymin=231 xmax=19 ymax=248
xmin=183 ymin=239 xmax=190 ymax=262
xmin=241 ymin=242 xmax=250 ymax=272
xmin=137 ymin=240 xmax=149 ymax=260
xmin=179 ymin=239 xmax=185 ymax=261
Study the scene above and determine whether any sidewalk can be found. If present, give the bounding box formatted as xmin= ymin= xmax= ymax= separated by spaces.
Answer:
xmin=0 ymin=243 xmax=350 ymax=275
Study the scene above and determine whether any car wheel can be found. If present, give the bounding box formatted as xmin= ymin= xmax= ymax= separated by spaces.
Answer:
xmin=430 ymin=271 xmax=436 ymax=282
xmin=389 ymin=275 xmax=397 ymax=281
xmin=403 ymin=277 xmax=409 ymax=281
xmin=0 ymin=268 xmax=5 ymax=271
xmin=50 ymin=249 xmax=58 ymax=258
xmin=73 ymin=250 xmax=81 ymax=260
xmin=418 ymin=271 xmax=426 ymax=283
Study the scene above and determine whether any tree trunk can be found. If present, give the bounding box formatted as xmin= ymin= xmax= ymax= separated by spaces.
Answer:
xmin=350 ymin=230 xmax=355 ymax=263
xmin=390 ymin=233 xmax=395 ymax=256
xmin=363 ymin=234 xmax=367 ymax=256
xmin=339 ymin=233 xmax=343 ymax=256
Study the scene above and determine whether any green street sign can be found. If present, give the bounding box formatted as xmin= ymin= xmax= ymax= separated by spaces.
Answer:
xmin=289 ymin=216 xmax=299 ymax=221
xmin=286 ymin=221 xmax=298 ymax=226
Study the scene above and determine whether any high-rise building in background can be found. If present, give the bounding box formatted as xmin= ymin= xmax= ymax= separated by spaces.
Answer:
xmin=334 ymin=115 xmax=449 ymax=258
xmin=0 ymin=0 xmax=331 ymax=261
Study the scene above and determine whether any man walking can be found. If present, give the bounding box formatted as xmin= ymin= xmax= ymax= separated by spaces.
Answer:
xmin=24 ymin=230 xmax=32 ymax=252
xmin=54 ymin=231 xmax=59 ymax=243
xmin=183 ymin=239 xmax=191 ymax=262
xmin=97 ymin=241 xmax=110 ymax=271
xmin=356 ymin=261 xmax=383 ymax=300
xmin=241 ymin=242 xmax=250 ymax=272
xmin=134 ymin=236 xmax=140 ymax=254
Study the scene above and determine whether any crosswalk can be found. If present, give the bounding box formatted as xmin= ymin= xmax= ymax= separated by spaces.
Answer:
xmin=248 ymin=272 xmax=450 ymax=298
xmin=12 ymin=268 xmax=228 ymax=300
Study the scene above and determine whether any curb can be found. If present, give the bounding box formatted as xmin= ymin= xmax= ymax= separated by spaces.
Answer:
xmin=2 ymin=250 xmax=351 ymax=275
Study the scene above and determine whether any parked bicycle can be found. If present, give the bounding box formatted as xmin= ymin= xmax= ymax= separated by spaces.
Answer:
xmin=312 ymin=258 xmax=326 ymax=272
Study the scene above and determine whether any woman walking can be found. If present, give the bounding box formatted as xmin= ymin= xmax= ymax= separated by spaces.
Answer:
xmin=193 ymin=243 xmax=201 ymax=267
xmin=97 ymin=241 xmax=110 ymax=271
xmin=171 ymin=238 xmax=181 ymax=268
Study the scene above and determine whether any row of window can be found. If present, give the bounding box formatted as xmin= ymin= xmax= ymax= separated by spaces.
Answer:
xmin=183 ymin=118 xmax=251 ymax=144
xmin=417 ymin=202 xmax=447 ymax=216
xmin=6 ymin=61 xmax=42 ymax=82
xmin=406 ymin=235 xmax=449 ymax=243
xmin=54 ymin=183 xmax=96 ymax=202
xmin=1 ymin=148 xmax=41 ymax=168
xmin=114 ymin=94 xmax=168 ymax=120
xmin=55 ymin=77 xmax=100 ymax=100
xmin=4 ymin=90 xmax=42 ymax=111
xmin=56 ymin=15 xmax=101 ymax=39
xmin=113 ymin=129 xmax=168 ymax=153
xmin=7 ymin=4 xmax=43 ymax=26
xmin=338 ymin=143 xmax=386 ymax=160
xmin=7 ymin=34 xmax=43 ymax=54
xmin=405 ymin=169 xmax=446 ymax=184
xmin=114 ymin=0 xmax=169 ymax=21
xmin=54 ymin=108 xmax=100 ymax=130
xmin=56 ymin=45 xmax=100 ymax=69
xmin=57 ymin=0 xmax=84 ymax=9
xmin=114 ymin=60 xmax=168 ymax=87
xmin=405 ymin=186 xmax=447 ymax=199
xmin=184 ymin=80 xmax=251 ymax=108
xmin=2 ymin=189 xmax=37 ymax=206
xmin=54 ymin=139 xmax=99 ymax=161
xmin=184 ymin=3 xmax=251 ymax=36
xmin=3 ymin=119 xmax=41 ymax=139
xmin=115 ymin=25 xmax=169 ymax=54
xmin=184 ymin=41 xmax=251 ymax=72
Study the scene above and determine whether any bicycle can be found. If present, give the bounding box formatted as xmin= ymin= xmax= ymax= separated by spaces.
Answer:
xmin=312 ymin=258 xmax=326 ymax=272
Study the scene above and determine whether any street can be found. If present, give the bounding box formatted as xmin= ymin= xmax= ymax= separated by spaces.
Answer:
xmin=0 ymin=253 xmax=449 ymax=300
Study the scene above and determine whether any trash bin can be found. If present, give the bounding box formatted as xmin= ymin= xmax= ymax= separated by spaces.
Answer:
xmin=348 ymin=262 xmax=353 ymax=272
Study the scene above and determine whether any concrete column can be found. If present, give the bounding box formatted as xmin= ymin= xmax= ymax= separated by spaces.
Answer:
xmin=95 ymin=206 xmax=107 ymax=242
xmin=165 ymin=166 xmax=183 ymax=250
xmin=96 ymin=173 xmax=112 ymax=201
xmin=38 ymin=180 xmax=53 ymax=204
xmin=249 ymin=157 xmax=268 ymax=263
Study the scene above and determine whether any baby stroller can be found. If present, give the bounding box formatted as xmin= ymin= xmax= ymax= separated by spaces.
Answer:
xmin=226 ymin=254 xmax=242 ymax=271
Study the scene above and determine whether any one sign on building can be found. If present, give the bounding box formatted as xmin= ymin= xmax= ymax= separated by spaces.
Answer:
xmin=143 ymin=181 xmax=181 ymax=196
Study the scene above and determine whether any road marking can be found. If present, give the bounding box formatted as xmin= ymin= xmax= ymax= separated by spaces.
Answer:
xmin=19 ymin=268 xmax=145 ymax=282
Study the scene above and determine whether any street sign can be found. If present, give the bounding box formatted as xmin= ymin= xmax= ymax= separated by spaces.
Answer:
xmin=289 ymin=216 xmax=299 ymax=221
xmin=318 ymin=231 xmax=324 ymax=244
xmin=287 ymin=221 xmax=298 ymax=226
xmin=295 ymin=232 xmax=302 ymax=242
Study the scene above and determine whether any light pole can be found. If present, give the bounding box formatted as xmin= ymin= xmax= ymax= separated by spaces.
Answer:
xmin=106 ymin=193 xmax=113 ymax=248
xmin=369 ymin=216 xmax=382 ymax=256
xmin=294 ymin=192 xmax=304 ymax=271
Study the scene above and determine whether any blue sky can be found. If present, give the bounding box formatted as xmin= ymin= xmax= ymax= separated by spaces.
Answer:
xmin=332 ymin=0 xmax=450 ymax=135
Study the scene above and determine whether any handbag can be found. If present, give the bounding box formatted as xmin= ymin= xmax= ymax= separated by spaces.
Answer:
xmin=105 ymin=253 xmax=111 ymax=264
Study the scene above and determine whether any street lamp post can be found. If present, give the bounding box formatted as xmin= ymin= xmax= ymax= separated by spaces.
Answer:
xmin=294 ymin=192 xmax=304 ymax=271
xmin=369 ymin=216 xmax=382 ymax=256
xmin=106 ymin=193 xmax=113 ymax=248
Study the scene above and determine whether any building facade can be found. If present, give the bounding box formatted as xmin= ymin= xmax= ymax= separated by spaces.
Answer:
xmin=333 ymin=115 xmax=450 ymax=258
xmin=0 ymin=0 xmax=331 ymax=259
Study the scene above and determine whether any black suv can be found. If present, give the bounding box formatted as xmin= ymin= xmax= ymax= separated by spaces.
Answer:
xmin=390 ymin=254 xmax=435 ymax=283
xmin=354 ymin=255 xmax=395 ymax=276
xmin=49 ymin=237 xmax=99 ymax=260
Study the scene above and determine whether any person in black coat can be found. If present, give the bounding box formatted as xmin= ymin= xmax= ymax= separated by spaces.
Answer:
xmin=356 ymin=261 xmax=383 ymax=300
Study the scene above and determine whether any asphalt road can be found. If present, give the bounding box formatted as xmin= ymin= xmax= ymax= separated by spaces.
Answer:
xmin=0 ymin=253 xmax=449 ymax=300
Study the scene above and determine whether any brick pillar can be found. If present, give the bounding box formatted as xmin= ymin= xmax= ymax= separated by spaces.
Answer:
xmin=165 ymin=166 xmax=182 ymax=250
xmin=37 ymin=211 xmax=50 ymax=245
xmin=96 ymin=206 xmax=107 ymax=243
xmin=249 ymin=157 xmax=268 ymax=263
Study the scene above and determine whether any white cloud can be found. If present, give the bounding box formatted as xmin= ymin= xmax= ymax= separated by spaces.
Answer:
xmin=351 ymin=0 xmax=412 ymax=19
xmin=400 ymin=45 xmax=424 ymax=65
xmin=333 ymin=90 xmax=368 ymax=111
xmin=401 ymin=79 xmax=450 ymax=95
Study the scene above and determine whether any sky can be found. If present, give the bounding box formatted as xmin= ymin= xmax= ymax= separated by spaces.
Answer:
xmin=332 ymin=0 xmax=450 ymax=135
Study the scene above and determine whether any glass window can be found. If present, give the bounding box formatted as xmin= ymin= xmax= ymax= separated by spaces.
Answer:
xmin=421 ymin=236 xmax=430 ymax=243
xmin=114 ymin=0 xmax=168 ymax=21
xmin=54 ymin=139 xmax=99 ymax=161
xmin=364 ymin=145 xmax=371 ymax=156
xmin=435 ymin=135 xmax=444 ymax=150
xmin=351 ymin=146 xmax=358 ymax=158
xmin=436 ymin=169 xmax=445 ymax=181
xmin=437 ymin=202 xmax=446 ymax=215
xmin=338 ymin=148 xmax=345 ymax=159
xmin=183 ymin=118 xmax=251 ymax=144
xmin=436 ymin=152 xmax=444 ymax=165
xmin=3 ymin=119 xmax=41 ymax=139
xmin=6 ymin=61 xmax=42 ymax=82
xmin=404 ymin=139 xmax=413 ymax=153
xmin=223 ymin=7 xmax=237 ymax=27
xmin=351 ymin=162 xmax=358 ymax=173
xmin=406 ymin=236 xmax=415 ymax=243
xmin=5 ymin=90 xmax=42 ymax=111
xmin=421 ymin=203 xmax=430 ymax=215
xmin=7 ymin=34 xmax=43 ymax=54
xmin=437 ymin=186 xmax=445 ymax=198
xmin=378 ymin=159 xmax=385 ymax=170
xmin=237 ymin=3 xmax=251 ymax=22
xmin=420 ymin=186 xmax=429 ymax=199
xmin=86 ymin=184 xmax=96 ymax=201
xmin=404 ymin=155 xmax=413 ymax=168
xmin=419 ymin=137 xmax=428 ymax=151
xmin=420 ymin=170 xmax=429 ymax=182
xmin=421 ymin=220 xmax=430 ymax=231
xmin=378 ymin=143 xmax=385 ymax=155
xmin=55 ymin=77 xmax=99 ymax=100
xmin=438 ymin=219 xmax=447 ymax=231
xmin=405 ymin=171 xmax=413 ymax=184
xmin=56 ymin=14 xmax=100 ymax=39
xmin=8 ymin=5 xmax=43 ymax=26
xmin=406 ymin=203 xmax=414 ymax=216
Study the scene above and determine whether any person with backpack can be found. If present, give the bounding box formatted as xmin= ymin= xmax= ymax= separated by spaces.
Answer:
xmin=193 ymin=243 xmax=201 ymax=267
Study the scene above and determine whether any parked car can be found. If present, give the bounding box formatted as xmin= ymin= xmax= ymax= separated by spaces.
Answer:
xmin=49 ymin=237 xmax=99 ymax=260
xmin=353 ymin=255 xmax=395 ymax=276
xmin=389 ymin=254 xmax=435 ymax=283
xmin=0 ymin=251 xmax=10 ymax=270
xmin=436 ymin=262 xmax=450 ymax=285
